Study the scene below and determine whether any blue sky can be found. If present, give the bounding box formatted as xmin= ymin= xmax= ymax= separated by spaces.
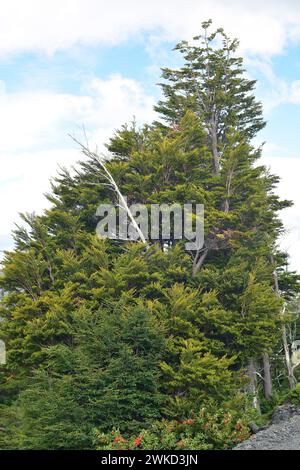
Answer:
xmin=1 ymin=0 xmax=300 ymax=270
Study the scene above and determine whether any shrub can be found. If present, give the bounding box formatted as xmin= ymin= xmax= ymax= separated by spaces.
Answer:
xmin=94 ymin=405 xmax=252 ymax=450
xmin=289 ymin=383 xmax=300 ymax=405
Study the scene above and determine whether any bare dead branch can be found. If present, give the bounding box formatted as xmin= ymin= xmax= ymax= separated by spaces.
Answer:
xmin=70 ymin=134 xmax=148 ymax=246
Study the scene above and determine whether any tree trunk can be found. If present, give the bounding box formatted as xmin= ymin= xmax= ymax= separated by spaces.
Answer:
xmin=192 ymin=248 xmax=208 ymax=277
xmin=262 ymin=352 xmax=273 ymax=401
xmin=246 ymin=358 xmax=261 ymax=412
xmin=282 ymin=323 xmax=296 ymax=389
xmin=271 ymin=257 xmax=296 ymax=389
xmin=210 ymin=121 xmax=220 ymax=175
xmin=224 ymin=167 xmax=234 ymax=213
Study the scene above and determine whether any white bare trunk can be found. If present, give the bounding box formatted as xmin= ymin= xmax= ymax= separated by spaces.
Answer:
xmin=71 ymin=136 xmax=148 ymax=246
xmin=246 ymin=358 xmax=261 ymax=412
xmin=192 ymin=248 xmax=208 ymax=277
xmin=272 ymin=259 xmax=296 ymax=389
xmin=282 ymin=323 xmax=296 ymax=389
xmin=210 ymin=120 xmax=220 ymax=175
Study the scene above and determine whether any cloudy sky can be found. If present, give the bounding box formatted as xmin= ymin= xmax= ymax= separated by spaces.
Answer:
xmin=0 ymin=0 xmax=300 ymax=270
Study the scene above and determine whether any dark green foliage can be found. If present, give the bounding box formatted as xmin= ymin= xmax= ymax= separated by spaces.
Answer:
xmin=0 ymin=305 xmax=165 ymax=449
xmin=155 ymin=20 xmax=265 ymax=147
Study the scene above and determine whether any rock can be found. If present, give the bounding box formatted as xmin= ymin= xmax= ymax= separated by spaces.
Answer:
xmin=234 ymin=409 xmax=300 ymax=450
xmin=271 ymin=403 xmax=300 ymax=425
xmin=235 ymin=405 xmax=300 ymax=450
xmin=249 ymin=422 xmax=261 ymax=434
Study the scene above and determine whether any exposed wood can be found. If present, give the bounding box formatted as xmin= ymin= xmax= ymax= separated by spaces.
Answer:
xmin=282 ymin=322 xmax=297 ymax=389
xmin=246 ymin=358 xmax=261 ymax=412
xmin=210 ymin=118 xmax=221 ymax=175
xmin=70 ymin=136 xmax=148 ymax=247
xmin=192 ymin=248 xmax=208 ymax=277
xmin=272 ymin=257 xmax=297 ymax=389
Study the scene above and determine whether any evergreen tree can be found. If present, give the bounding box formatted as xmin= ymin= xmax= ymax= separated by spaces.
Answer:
xmin=155 ymin=20 xmax=265 ymax=174
xmin=0 ymin=22 xmax=299 ymax=450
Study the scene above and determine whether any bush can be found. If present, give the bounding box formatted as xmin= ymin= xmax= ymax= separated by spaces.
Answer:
xmin=94 ymin=405 xmax=252 ymax=450
xmin=289 ymin=383 xmax=300 ymax=405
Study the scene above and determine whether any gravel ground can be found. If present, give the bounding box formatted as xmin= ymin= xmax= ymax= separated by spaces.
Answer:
xmin=235 ymin=406 xmax=300 ymax=450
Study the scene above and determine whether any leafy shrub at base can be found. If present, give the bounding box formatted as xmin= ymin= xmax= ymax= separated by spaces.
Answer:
xmin=94 ymin=404 xmax=252 ymax=450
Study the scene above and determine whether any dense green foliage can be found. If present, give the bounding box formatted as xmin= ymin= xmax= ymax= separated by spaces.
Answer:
xmin=95 ymin=403 xmax=252 ymax=450
xmin=0 ymin=22 xmax=299 ymax=449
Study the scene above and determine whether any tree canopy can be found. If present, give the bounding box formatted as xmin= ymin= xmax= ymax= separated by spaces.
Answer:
xmin=0 ymin=21 xmax=299 ymax=450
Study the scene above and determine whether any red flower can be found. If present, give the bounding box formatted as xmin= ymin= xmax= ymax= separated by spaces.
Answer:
xmin=182 ymin=419 xmax=194 ymax=425
xmin=133 ymin=435 xmax=143 ymax=448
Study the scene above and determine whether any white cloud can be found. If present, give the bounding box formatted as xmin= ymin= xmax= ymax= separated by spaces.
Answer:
xmin=263 ymin=78 xmax=300 ymax=111
xmin=0 ymin=149 xmax=77 ymax=235
xmin=262 ymin=142 xmax=287 ymax=157
xmin=0 ymin=74 xmax=155 ymax=153
xmin=263 ymin=156 xmax=300 ymax=273
xmin=246 ymin=58 xmax=300 ymax=112
xmin=290 ymin=81 xmax=300 ymax=104
xmin=0 ymin=0 xmax=300 ymax=57
xmin=81 ymin=75 xmax=155 ymax=144
xmin=0 ymin=74 xmax=155 ymax=255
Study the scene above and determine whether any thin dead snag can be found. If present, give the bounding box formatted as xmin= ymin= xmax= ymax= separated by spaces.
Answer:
xmin=282 ymin=321 xmax=297 ymax=389
xmin=272 ymin=259 xmax=297 ymax=389
xmin=210 ymin=116 xmax=221 ymax=176
xmin=224 ymin=166 xmax=235 ymax=213
xmin=70 ymin=136 xmax=148 ymax=247
xmin=246 ymin=358 xmax=261 ymax=412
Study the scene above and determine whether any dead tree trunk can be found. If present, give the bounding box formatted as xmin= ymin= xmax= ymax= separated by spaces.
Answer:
xmin=246 ymin=358 xmax=261 ymax=412
xmin=210 ymin=119 xmax=220 ymax=176
xmin=262 ymin=352 xmax=273 ymax=401
xmin=272 ymin=258 xmax=296 ymax=390
xmin=282 ymin=323 xmax=297 ymax=389
xmin=71 ymin=136 xmax=148 ymax=247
